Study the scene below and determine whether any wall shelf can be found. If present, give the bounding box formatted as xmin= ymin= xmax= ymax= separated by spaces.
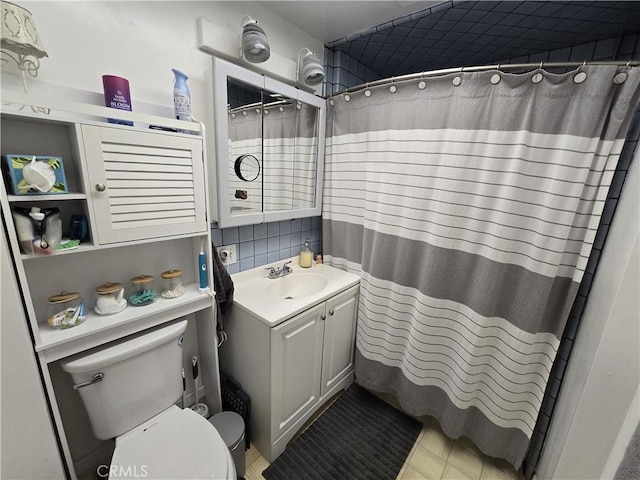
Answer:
xmin=36 ymin=284 xmax=214 ymax=363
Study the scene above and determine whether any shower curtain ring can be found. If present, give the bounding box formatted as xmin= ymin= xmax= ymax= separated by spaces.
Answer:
xmin=539 ymin=61 xmax=543 ymax=69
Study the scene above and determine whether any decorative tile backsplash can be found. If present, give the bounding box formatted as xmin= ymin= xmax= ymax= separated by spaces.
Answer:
xmin=212 ymin=216 xmax=323 ymax=274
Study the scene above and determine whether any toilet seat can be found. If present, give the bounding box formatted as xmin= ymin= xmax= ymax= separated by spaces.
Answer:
xmin=110 ymin=406 xmax=235 ymax=479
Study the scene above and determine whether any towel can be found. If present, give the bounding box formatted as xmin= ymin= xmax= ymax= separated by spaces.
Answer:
xmin=211 ymin=241 xmax=234 ymax=322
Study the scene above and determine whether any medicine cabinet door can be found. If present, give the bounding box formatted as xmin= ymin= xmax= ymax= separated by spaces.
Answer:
xmin=209 ymin=57 xmax=325 ymax=228
xmin=227 ymin=76 xmax=265 ymax=221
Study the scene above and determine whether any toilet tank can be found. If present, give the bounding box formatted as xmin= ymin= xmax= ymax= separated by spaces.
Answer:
xmin=61 ymin=320 xmax=188 ymax=440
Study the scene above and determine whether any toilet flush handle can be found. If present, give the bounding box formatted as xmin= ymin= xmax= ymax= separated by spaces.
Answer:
xmin=72 ymin=373 xmax=104 ymax=390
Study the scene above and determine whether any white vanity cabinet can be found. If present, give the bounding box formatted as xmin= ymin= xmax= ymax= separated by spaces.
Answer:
xmin=220 ymin=283 xmax=359 ymax=462
xmin=1 ymin=96 xmax=220 ymax=479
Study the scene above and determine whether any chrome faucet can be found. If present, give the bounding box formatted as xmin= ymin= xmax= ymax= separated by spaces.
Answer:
xmin=266 ymin=261 xmax=293 ymax=279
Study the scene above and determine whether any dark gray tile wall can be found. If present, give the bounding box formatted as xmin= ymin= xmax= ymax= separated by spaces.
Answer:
xmin=503 ymin=32 xmax=639 ymax=66
xmin=212 ymin=216 xmax=323 ymax=274
xmin=324 ymin=32 xmax=640 ymax=93
xmin=325 ymin=1 xmax=640 ymax=81
xmin=323 ymin=49 xmax=381 ymax=95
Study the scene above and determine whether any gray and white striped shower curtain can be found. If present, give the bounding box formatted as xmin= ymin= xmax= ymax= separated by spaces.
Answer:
xmin=322 ymin=66 xmax=640 ymax=468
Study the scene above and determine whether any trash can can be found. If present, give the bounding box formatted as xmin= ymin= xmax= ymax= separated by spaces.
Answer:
xmin=208 ymin=411 xmax=246 ymax=479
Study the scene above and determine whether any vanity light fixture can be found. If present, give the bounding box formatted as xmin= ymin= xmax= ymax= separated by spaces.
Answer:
xmin=1 ymin=1 xmax=48 ymax=91
xmin=297 ymin=48 xmax=325 ymax=86
xmin=240 ymin=15 xmax=270 ymax=64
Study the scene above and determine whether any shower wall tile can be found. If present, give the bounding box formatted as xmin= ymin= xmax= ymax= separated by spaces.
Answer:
xmin=212 ymin=216 xmax=323 ymax=273
xmin=239 ymin=225 xmax=254 ymax=242
xmin=211 ymin=228 xmax=223 ymax=247
xmin=253 ymin=223 xmax=268 ymax=240
xmin=255 ymin=254 xmax=268 ymax=267
xmin=324 ymin=50 xmax=381 ymax=93
xmin=279 ymin=220 xmax=291 ymax=234
xmin=500 ymin=32 xmax=639 ymax=70
xmin=239 ymin=241 xmax=254 ymax=259
xmin=268 ymin=236 xmax=280 ymax=252
xmin=222 ymin=227 xmax=239 ymax=245
xmin=593 ymin=38 xmax=617 ymax=60
xmin=267 ymin=222 xmax=280 ymax=238
xmin=255 ymin=238 xmax=268 ymax=255
xmin=240 ymin=258 xmax=254 ymax=271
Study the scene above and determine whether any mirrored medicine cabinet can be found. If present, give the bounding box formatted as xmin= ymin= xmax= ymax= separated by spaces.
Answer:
xmin=206 ymin=57 xmax=325 ymax=228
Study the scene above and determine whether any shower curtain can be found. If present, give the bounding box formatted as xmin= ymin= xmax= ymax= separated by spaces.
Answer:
xmin=322 ymin=65 xmax=640 ymax=468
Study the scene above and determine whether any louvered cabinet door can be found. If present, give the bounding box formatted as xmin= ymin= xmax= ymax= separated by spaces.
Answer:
xmin=81 ymin=125 xmax=207 ymax=244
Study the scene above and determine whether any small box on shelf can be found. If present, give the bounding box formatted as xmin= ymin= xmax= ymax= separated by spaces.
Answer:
xmin=2 ymin=154 xmax=69 ymax=195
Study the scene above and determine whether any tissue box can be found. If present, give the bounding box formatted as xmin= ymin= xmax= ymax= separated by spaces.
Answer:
xmin=2 ymin=155 xmax=68 ymax=195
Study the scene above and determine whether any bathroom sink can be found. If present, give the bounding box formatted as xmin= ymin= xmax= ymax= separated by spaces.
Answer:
xmin=266 ymin=273 xmax=328 ymax=299
xmin=230 ymin=257 xmax=361 ymax=326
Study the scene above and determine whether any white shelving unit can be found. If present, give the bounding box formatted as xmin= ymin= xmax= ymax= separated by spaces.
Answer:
xmin=1 ymin=93 xmax=221 ymax=479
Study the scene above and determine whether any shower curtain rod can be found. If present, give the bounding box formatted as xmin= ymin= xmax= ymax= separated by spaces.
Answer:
xmin=228 ymin=99 xmax=292 ymax=114
xmin=333 ymin=60 xmax=640 ymax=95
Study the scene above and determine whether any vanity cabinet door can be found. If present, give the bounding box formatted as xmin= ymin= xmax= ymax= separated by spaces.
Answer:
xmin=270 ymin=302 xmax=324 ymax=442
xmin=82 ymin=125 xmax=207 ymax=244
xmin=320 ymin=285 xmax=359 ymax=397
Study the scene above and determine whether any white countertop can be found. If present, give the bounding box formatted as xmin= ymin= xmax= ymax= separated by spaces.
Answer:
xmin=230 ymin=257 xmax=360 ymax=326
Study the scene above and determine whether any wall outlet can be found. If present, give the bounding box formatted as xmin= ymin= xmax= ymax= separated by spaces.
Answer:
xmin=216 ymin=244 xmax=237 ymax=265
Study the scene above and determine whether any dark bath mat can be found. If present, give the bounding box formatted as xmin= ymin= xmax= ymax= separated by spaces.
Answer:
xmin=262 ymin=383 xmax=422 ymax=480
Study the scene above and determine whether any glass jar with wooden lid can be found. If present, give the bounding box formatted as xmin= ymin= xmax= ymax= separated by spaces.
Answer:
xmin=161 ymin=269 xmax=185 ymax=299
xmin=94 ymin=282 xmax=127 ymax=315
xmin=47 ymin=291 xmax=86 ymax=329
xmin=128 ymin=274 xmax=157 ymax=306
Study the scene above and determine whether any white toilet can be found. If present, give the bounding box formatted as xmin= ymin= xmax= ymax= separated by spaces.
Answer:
xmin=61 ymin=320 xmax=235 ymax=479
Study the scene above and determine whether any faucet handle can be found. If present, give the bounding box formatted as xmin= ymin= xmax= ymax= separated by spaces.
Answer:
xmin=282 ymin=260 xmax=293 ymax=272
xmin=266 ymin=266 xmax=277 ymax=278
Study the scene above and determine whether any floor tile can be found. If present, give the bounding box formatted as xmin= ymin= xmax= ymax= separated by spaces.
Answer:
xmin=245 ymin=444 xmax=262 ymax=467
xmin=419 ymin=423 xmax=454 ymax=460
xmin=408 ymin=445 xmax=447 ymax=479
xmin=245 ymin=454 xmax=269 ymax=480
xmin=398 ymin=465 xmax=426 ymax=480
xmin=447 ymin=441 xmax=485 ymax=480
xmin=443 ymin=464 xmax=474 ymax=479
xmin=396 ymin=463 xmax=410 ymax=479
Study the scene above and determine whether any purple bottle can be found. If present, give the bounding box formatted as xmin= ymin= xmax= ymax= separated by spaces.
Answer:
xmin=102 ymin=75 xmax=133 ymax=126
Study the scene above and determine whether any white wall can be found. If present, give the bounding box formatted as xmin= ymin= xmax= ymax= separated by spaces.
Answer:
xmin=2 ymin=1 xmax=324 ymax=120
xmin=538 ymin=154 xmax=640 ymax=479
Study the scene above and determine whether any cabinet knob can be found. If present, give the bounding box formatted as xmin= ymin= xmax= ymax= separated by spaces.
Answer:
xmin=95 ymin=183 xmax=106 ymax=192
xmin=329 ymin=310 xmax=335 ymax=316
xmin=321 ymin=314 xmax=326 ymax=320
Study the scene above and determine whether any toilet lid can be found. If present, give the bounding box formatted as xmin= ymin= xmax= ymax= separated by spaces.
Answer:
xmin=111 ymin=407 xmax=231 ymax=479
